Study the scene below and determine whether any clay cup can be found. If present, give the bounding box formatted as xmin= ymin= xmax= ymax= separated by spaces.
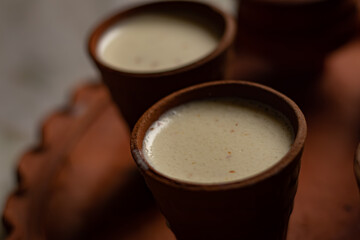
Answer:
xmin=131 ymin=80 xmax=307 ymax=240
xmin=88 ymin=1 xmax=236 ymax=129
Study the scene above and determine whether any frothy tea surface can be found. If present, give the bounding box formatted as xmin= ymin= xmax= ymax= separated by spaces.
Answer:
xmin=142 ymin=98 xmax=294 ymax=184
xmin=97 ymin=12 xmax=220 ymax=73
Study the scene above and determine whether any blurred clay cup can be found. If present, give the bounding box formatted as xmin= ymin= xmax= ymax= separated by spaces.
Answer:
xmin=88 ymin=1 xmax=236 ymax=129
xmin=232 ymin=0 xmax=359 ymax=104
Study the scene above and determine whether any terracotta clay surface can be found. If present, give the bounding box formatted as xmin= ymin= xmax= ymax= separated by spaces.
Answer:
xmin=3 ymin=9 xmax=360 ymax=240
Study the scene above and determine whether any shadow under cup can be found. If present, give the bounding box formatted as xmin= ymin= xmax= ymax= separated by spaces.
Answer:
xmin=88 ymin=1 xmax=236 ymax=129
xmin=131 ymin=81 xmax=307 ymax=240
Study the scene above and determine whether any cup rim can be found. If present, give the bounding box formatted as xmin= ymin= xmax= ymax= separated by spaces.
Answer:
xmin=131 ymin=80 xmax=307 ymax=191
xmin=87 ymin=0 xmax=236 ymax=78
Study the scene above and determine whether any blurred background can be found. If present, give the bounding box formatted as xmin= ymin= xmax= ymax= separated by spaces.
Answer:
xmin=0 ymin=0 xmax=237 ymax=236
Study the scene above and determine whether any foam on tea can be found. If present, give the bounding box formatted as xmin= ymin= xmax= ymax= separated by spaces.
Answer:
xmin=142 ymin=98 xmax=294 ymax=184
xmin=97 ymin=12 xmax=220 ymax=73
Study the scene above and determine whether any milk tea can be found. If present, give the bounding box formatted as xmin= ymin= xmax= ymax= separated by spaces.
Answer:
xmin=142 ymin=98 xmax=294 ymax=184
xmin=97 ymin=12 xmax=220 ymax=73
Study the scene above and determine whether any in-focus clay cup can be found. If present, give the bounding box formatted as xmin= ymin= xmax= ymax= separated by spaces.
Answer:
xmin=131 ymin=80 xmax=307 ymax=240
xmin=88 ymin=1 xmax=236 ymax=129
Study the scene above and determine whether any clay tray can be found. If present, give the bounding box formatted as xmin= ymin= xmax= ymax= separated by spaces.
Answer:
xmin=3 ymin=30 xmax=360 ymax=240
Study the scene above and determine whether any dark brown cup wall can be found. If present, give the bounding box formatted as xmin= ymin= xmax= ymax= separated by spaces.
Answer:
xmin=98 ymin=53 xmax=228 ymax=129
xmin=143 ymin=157 xmax=301 ymax=240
